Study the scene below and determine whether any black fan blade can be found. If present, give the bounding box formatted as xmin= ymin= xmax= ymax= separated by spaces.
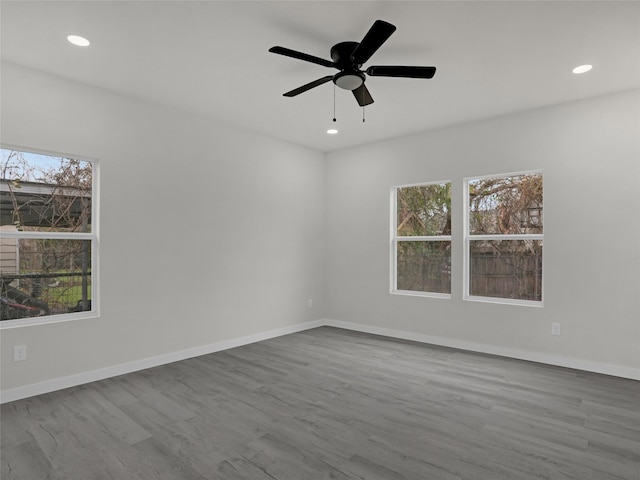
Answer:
xmin=352 ymin=83 xmax=374 ymax=106
xmin=366 ymin=66 xmax=436 ymax=78
xmin=269 ymin=46 xmax=337 ymax=69
xmin=283 ymin=76 xmax=334 ymax=97
xmin=351 ymin=20 xmax=396 ymax=65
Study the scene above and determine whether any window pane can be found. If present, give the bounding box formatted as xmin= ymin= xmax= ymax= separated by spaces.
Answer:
xmin=469 ymin=240 xmax=542 ymax=301
xmin=1 ymin=238 xmax=92 ymax=320
xmin=397 ymin=183 xmax=451 ymax=236
xmin=397 ymin=241 xmax=451 ymax=293
xmin=1 ymin=149 xmax=92 ymax=233
xmin=468 ymin=173 xmax=542 ymax=235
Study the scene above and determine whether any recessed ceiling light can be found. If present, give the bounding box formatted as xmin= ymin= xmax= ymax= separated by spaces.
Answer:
xmin=327 ymin=129 xmax=339 ymax=135
xmin=572 ymin=64 xmax=592 ymax=74
xmin=67 ymin=35 xmax=90 ymax=47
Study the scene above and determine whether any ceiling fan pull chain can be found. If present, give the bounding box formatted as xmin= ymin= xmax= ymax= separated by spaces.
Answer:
xmin=333 ymin=84 xmax=337 ymax=122
xmin=363 ymin=106 xmax=366 ymax=123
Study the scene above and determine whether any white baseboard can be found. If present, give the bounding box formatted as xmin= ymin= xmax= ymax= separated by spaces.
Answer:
xmin=2 ymin=317 xmax=637 ymax=403
xmin=0 ymin=319 xmax=324 ymax=404
xmin=324 ymin=319 xmax=640 ymax=381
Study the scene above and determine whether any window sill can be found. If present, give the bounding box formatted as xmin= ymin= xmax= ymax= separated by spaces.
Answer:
xmin=391 ymin=290 xmax=451 ymax=300
xmin=463 ymin=295 xmax=543 ymax=308
xmin=0 ymin=311 xmax=99 ymax=329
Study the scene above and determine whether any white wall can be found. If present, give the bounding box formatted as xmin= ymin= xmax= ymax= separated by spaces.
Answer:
xmin=2 ymin=61 xmax=638 ymax=399
xmin=324 ymin=89 xmax=640 ymax=375
xmin=0 ymin=62 xmax=326 ymax=393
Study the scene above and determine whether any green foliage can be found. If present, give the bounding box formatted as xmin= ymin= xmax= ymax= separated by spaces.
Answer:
xmin=42 ymin=284 xmax=91 ymax=310
xmin=397 ymin=183 xmax=451 ymax=236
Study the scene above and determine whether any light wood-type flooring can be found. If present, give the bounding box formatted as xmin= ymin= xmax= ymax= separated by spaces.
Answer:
xmin=2 ymin=326 xmax=639 ymax=479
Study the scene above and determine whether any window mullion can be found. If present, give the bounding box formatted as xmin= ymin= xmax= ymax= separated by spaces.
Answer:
xmin=0 ymin=231 xmax=94 ymax=241
xmin=468 ymin=234 xmax=543 ymax=241
xmin=396 ymin=235 xmax=452 ymax=242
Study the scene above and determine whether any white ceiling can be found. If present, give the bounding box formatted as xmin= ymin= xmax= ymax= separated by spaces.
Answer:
xmin=1 ymin=1 xmax=639 ymax=152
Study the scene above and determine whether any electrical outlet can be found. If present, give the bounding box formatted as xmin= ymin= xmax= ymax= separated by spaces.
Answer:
xmin=308 ymin=298 xmax=313 ymax=308
xmin=551 ymin=323 xmax=561 ymax=336
xmin=13 ymin=345 xmax=27 ymax=362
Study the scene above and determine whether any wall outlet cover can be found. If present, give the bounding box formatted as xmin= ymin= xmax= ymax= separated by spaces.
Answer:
xmin=13 ymin=345 xmax=27 ymax=362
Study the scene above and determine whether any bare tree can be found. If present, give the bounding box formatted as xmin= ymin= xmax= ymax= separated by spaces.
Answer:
xmin=1 ymin=150 xmax=93 ymax=317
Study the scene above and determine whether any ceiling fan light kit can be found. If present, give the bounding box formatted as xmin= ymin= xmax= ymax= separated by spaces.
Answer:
xmin=334 ymin=71 xmax=364 ymax=90
xmin=269 ymin=19 xmax=436 ymax=115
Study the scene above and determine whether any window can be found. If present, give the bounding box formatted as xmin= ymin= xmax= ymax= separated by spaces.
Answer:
xmin=0 ymin=148 xmax=98 ymax=326
xmin=391 ymin=182 xmax=451 ymax=297
xmin=464 ymin=171 xmax=543 ymax=305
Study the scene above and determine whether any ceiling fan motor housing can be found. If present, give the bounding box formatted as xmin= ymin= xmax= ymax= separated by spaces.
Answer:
xmin=330 ymin=41 xmax=361 ymax=67
xmin=330 ymin=41 xmax=365 ymax=90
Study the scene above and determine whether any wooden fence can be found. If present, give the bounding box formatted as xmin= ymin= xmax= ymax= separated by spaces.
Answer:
xmin=397 ymin=251 xmax=542 ymax=300
xmin=470 ymin=252 xmax=542 ymax=301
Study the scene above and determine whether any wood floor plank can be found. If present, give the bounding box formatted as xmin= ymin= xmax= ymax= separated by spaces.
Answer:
xmin=0 ymin=440 xmax=55 ymax=480
xmin=2 ymin=326 xmax=639 ymax=480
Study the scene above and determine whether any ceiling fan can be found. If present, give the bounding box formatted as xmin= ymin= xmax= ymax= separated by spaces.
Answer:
xmin=269 ymin=20 xmax=436 ymax=107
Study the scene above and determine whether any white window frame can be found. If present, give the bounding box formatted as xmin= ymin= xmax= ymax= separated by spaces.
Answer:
xmin=463 ymin=170 xmax=543 ymax=307
xmin=0 ymin=145 xmax=100 ymax=328
xmin=390 ymin=181 xmax=452 ymax=299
